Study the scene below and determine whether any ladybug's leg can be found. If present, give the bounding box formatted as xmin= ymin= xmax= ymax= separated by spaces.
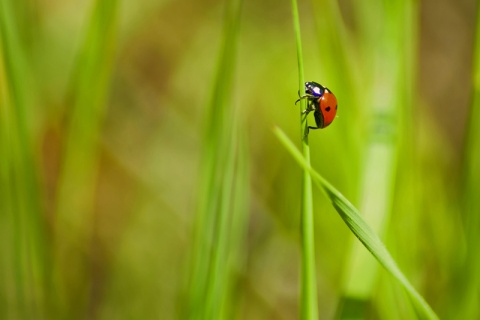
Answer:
xmin=307 ymin=125 xmax=321 ymax=132
xmin=300 ymin=99 xmax=317 ymax=116
xmin=296 ymin=99 xmax=316 ymax=122
xmin=295 ymin=93 xmax=316 ymax=105
xmin=302 ymin=105 xmax=315 ymax=114
xmin=305 ymin=123 xmax=322 ymax=136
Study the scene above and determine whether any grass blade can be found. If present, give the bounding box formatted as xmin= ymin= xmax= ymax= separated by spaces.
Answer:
xmin=341 ymin=0 xmax=405 ymax=307
xmin=53 ymin=0 xmax=119 ymax=316
xmin=274 ymin=127 xmax=439 ymax=320
xmin=0 ymin=1 xmax=49 ymax=318
xmin=456 ymin=2 xmax=480 ymax=317
xmin=290 ymin=1 xmax=318 ymax=319
xmin=187 ymin=0 xmax=246 ymax=319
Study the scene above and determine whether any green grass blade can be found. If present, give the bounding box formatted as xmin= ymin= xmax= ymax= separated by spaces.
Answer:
xmin=457 ymin=2 xmax=480 ymax=317
xmin=187 ymin=0 xmax=245 ymax=319
xmin=291 ymin=0 xmax=305 ymax=91
xmin=274 ymin=127 xmax=439 ymax=320
xmin=0 ymin=1 xmax=49 ymax=318
xmin=224 ymin=130 xmax=250 ymax=317
xmin=342 ymin=0 xmax=405 ymax=304
xmin=53 ymin=0 xmax=119 ymax=316
xmin=203 ymin=127 xmax=238 ymax=320
xmin=290 ymin=1 xmax=319 ymax=319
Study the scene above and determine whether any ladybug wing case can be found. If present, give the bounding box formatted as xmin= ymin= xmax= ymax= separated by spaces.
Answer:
xmin=313 ymin=109 xmax=325 ymax=129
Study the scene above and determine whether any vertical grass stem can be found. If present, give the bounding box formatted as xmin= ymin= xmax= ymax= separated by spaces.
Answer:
xmin=290 ymin=1 xmax=319 ymax=319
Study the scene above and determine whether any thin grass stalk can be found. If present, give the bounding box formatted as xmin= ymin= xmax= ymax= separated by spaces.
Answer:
xmin=274 ymin=127 xmax=439 ymax=320
xmin=339 ymin=0 xmax=415 ymax=315
xmin=457 ymin=2 xmax=480 ymax=318
xmin=53 ymin=0 xmax=118 ymax=316
xmin=223 ymin=130 xmax=249 ymax=318
xmin=0 ymin=1 xmax=49 ymax=318
xmin=290 ymin=1 xmax=318 ymax=319
xmin=374 ymin=2 xmax=420 ymax=319
xmin=204 ymin=118 xmax=241 ymax=320
xmin=187 ymin=0 xmax=243 ymax=319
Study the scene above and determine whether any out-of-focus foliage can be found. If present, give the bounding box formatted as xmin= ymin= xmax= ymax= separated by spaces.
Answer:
xmin=0 ymin=0 xmax=478 ymax=318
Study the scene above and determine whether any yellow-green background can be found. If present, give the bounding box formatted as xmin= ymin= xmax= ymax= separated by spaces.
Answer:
xmin=1 ymin=0 xmax=478 ymax=319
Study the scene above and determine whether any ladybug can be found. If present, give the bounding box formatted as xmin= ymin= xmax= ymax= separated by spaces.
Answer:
xmin=295 ymin=81 xmax=338 ymax=131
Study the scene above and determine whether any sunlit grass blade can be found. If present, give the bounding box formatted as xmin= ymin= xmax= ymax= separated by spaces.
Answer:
xmin=313 ymin=0 xmax=419 ymax=316
xmin=290 ymin=0 xmax=319 ymax=319
xmin=53 ymin=0 xmax=119 ymax=316
xmin=341 ymin=13 xmax=402 ymax=316
xmin=274 ymin=127 xmax=439 ymax=320
xmin=0 ymin=1 xmax=49 ymax=318
xmin=223 ymin=130 xmax=250 ymax=317
xmin=457 ymin=2 xmax=480 ymax=318
xmin=186 ymin=0 xmax=246 ymax=319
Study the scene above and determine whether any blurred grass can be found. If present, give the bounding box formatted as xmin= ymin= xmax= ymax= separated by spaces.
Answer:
xmin=0 ymin=0 xmax=49 ymax=318
xmin=338 ymin=0 xmax=418 ymax=317
xmin=274 ymin=127 xmax=439 ymax=320
xmin=456 ymin=2 xmax=480 ymax=318
xmin=53 ymin=0 xmax=118 ymax=317
xmin=0 ymin=0 xmax=478 ymax=319
xmin=186 ymin=0 xmax=248 ymax=319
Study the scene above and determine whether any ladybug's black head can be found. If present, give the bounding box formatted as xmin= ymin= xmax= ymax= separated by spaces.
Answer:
xmin=305 ymin=81 xmax=325 ymax=97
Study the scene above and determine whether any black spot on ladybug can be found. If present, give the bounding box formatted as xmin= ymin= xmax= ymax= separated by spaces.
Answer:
xmin=325 ymin=106 xmax=331 ymax=112
xmin=335 ymin=105 xmax=337 ymax=110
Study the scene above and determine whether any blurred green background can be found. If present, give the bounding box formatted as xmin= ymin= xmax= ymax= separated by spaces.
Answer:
xmin=1 ymin=0 xmax=479 ymax=319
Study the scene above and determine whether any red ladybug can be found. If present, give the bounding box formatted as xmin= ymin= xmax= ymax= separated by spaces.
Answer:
xmin=295 ymin=81 xmax=338 ymax=131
